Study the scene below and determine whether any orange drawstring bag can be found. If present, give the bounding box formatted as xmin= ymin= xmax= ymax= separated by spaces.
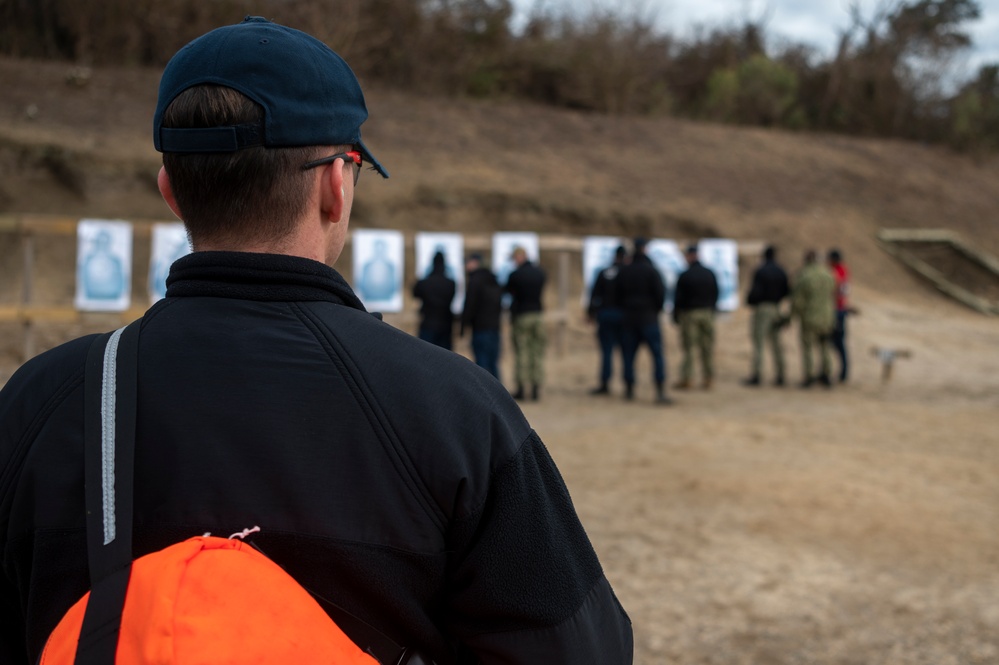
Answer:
xmin=42 ymin=535 xmax=378 ymax=665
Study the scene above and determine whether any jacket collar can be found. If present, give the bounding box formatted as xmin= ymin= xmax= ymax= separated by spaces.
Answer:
xmin=165 ymin=251 xmax=368 ymax=312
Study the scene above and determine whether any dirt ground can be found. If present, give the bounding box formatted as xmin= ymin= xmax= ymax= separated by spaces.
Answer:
xmin=1 ymin=55 xmax=998 ymax=664
xmin=522 ymin=285 xmax=999 ymax=665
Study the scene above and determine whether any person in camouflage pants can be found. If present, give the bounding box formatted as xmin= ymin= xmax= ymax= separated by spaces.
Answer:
xmin=743 ymin=245 xmax=791 ymax=387
xmin=672 ymin=245 xmax=719 ymax=390
xmin=504 ymin=246 xmax=547 ymax=400
xmin=791 ymin=250 xmax=836 ymax=388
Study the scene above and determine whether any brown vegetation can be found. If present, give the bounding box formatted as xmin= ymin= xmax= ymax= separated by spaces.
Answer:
xmin=2 ymin=1 xmax=997 ymax=149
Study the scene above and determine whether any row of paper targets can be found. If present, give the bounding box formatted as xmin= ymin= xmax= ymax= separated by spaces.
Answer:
xmin=75 ymin=220 xmax=739 ymax=313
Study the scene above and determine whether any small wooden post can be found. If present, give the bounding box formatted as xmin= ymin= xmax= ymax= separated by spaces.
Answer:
xmin=21 ymin=227 xmax=36 ymax=361
xmin=557 ymin=249 xmax=570 ymax=357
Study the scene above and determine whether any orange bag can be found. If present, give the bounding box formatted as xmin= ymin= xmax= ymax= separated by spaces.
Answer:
xmin=43 ymin=535 xmax=378 ymax=664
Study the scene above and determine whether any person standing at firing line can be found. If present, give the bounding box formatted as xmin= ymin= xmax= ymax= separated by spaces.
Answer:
xmin=616 ymin=237 xmax=672 ymax=405
xmin=413 ymin=250 xmax=457 ymax=350
xmin=460 ymin=252 xmax=503 ymax=379
xmin=587 ymin=245 xmax=627 ymax=396
xmin=672 ymin=244 xmax=719 ymax=391
xmin=504 ymin=245 xmax=548 ymax=402
xmin=743 ymin=245 xmax=791 ymax=387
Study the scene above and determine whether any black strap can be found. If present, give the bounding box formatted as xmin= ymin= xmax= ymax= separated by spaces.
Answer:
xmin=75 ymin=321 xmax=141 ymax=665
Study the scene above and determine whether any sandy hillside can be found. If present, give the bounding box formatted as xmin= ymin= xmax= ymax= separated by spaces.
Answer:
xmin=0 ymin=56 xmax=998 ymax=664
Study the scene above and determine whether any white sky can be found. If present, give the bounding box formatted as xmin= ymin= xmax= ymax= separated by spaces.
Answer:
xmin=510 ymin=0 xmax=999 ymax=79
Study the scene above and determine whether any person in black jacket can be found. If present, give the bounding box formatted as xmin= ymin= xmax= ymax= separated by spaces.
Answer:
xmin=587 ymin=245 xmax=627 ymax=395
xmin=616 ymin=238 xmax=671 ymax=404
xmin=460 ymin=253 xmax=502 ymax=379
xmin=672 ymin=244 xmax=720 ymax=390
xmin=413 ymin=251 xmax=456 ymax=350
xmin=0 ymin=18 xmax=632 ymax=665
xmin=504 ymin=246 xmax=547 ymax=401
xmin=744 ymin=245 xmax=791 ymax=386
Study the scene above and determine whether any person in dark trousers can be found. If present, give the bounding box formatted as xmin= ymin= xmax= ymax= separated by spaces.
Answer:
xmin=743 ymin=245 xmax=791 ymax=386
xmin=672 ymin=244 xmax=720 ymax=390
xmin=460 ymin=253 xmax=502 ymax=379
xmin=616 ymin=237 xmax=671 ymax=405
xmin=504 ymin=246 xmax=547 ymax=401
xmin=413 ymin=250 xmax=456 ymax=350
xmin=0 ymin=18 xmax=633 ymax=665
xmin=587 ymin=245 xmax=627 ymax=395
xmin=828 ymin=248 xmax=851 ymax=383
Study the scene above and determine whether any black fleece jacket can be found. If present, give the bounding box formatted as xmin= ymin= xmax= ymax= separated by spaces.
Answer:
xmin=461 ymin=267 xmax=502 ymax=335
xmin=504 ymin=261 xmax=545 ymax=318
xmin=413 ymin=263 xmax=456 ymax=333
xmin=746 ymin=260 xmax=790 ymax=306
xmin=673 ymin=261 xmax=719 ymax=313
xmin=0 ymin=252 xmax=632 ymax=665
xmin=615 ymin=253 xmax=666 ymax=326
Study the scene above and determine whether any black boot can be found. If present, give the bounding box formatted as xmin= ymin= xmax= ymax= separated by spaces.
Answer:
xmin=512 ymin=384 xmax=525 ymax=400
xmin=624 ymin=382 xmax=634 ymax=400
xmin=742 ymin=375 xmax=760 ymax=387
xmin=531 ymin=384 xmax=540 ymax=401
xmin=590 ymin=382 xmax=609 ymax=395
xmin=655 ymin=382 xmax=673 ymax=405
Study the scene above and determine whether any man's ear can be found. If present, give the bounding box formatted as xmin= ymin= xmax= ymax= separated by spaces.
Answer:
xmin=157 ymin=166 xmax=184 ymax=221
xmin=319 ymin=157 xmax=347 ymax=224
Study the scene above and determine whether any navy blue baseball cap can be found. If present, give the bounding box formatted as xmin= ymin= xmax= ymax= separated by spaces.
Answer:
xmin=153 ymin=16 xmax=388 ymax=178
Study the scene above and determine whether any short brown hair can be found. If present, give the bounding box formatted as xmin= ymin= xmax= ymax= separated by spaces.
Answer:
xmin=161 ymin=85 xmax=326 ymax=247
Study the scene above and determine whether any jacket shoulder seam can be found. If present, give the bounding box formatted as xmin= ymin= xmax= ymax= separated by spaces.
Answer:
xmin=289 ymin=303 xmax=447 ymax=532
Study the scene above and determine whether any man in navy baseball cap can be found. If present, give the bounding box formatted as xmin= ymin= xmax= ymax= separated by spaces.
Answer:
xmin=138 ymin=15 xmax=635 ymax=665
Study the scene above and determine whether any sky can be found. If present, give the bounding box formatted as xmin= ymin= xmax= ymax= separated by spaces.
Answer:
xmin=510 ymin=0 xmax=999 ymax=79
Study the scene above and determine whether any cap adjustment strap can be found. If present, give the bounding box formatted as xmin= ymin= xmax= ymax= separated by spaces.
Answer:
xmin=159 ymin=124 xmax=263 ymax=153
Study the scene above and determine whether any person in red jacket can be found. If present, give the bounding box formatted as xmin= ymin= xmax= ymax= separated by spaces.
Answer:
xmin=828 ymin=248 xmax=851 ymax=383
